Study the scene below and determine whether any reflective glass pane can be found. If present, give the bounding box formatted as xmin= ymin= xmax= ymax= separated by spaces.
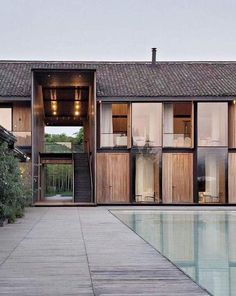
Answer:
xmin=100 ymin=103 xmax=128 ymax=147
xmin=163 ymin=103 xmax=193 ymax=148
xmin=132 ymin=103 xmax=162 ymax=147
xmin=133 ymin=149 xmax=161 ymax=203
xmin=197 ymin=148 xmax=227 ymax=203
xmin=198 ymin=103 xmax=228 ymax=146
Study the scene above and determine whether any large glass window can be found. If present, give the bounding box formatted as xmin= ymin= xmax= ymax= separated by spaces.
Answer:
xmin=163 ymin=102 xmax=193 ymax=147
xmin=100 ymin=103 xmax=128 ymax=147
xmin=198 ymin=103 xmax=228 ymax=147
xmin=133 ymin=149 xmax=161 ymax=203
xmin=0 ymin=107 xmax=12 ymax=131
xmin=197 ymin=148 xmax=227 ymax=203
xmin=132 ymin=103 xmax=162 ymax=147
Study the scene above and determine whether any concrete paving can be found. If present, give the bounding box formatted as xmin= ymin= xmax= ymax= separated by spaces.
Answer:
xmin=0 ymin=207 xmax=210 ymax=295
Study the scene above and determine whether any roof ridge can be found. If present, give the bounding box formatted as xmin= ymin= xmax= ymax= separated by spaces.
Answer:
xmin=0 ymin=60 xmax=236 ymax=64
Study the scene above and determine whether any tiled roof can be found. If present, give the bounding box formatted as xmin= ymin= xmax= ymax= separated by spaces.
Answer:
xmin=0 ymin=61 xmax=236 ymax=97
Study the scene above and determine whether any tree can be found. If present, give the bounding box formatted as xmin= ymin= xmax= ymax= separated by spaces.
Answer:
xmin=0 ymin=142 xmax=31 ymax=222
xmin=73 ymin=128 xmax=84 ymax=145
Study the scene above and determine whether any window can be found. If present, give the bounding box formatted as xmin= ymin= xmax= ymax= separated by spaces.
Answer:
xmin=132 ymin=103 xmax=162 ymax=147
xmin=197 ymin=148 xmax=227 ymax=203
xmin=0 ymin=108 xmax=12 ymax=131
xmin=198 ymin=103 xmax=228 ymax=147
xmin=133 ymin=149 xmax=161 ymax=203
xmin=163 ymin=102 xmax=193 ymax=147
xmin=100 ymin=103 xmax=128 ymax=147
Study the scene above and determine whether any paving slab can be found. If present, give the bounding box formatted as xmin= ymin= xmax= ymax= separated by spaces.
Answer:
xmin=0 ymin=207 xmax=210 ymax=295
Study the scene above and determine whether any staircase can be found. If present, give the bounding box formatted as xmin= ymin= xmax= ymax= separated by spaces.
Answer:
xmin=73 ymin=153 xmax=92 ymax=203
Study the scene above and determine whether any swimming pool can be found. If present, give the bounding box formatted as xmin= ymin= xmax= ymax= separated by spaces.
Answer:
xmin=112 ymin=210 xmax=236 ymax=296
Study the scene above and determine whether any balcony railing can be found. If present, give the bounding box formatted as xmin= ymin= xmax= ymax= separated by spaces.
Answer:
xmin=44 ymin=142 xmax=83 ymax=153
xmin=100 ymin=133 xmax=128 ymax=147
xmin=13 ymin=131 xmax=31 ymax=146
xmin=163 ymin=133 xmax=192 ymax=148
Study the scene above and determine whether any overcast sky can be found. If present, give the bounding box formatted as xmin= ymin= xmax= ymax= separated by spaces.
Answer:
xmin=0 ymin=0 xmax=236 ymax=62
xmin=1 ymin=0 xmax=235 ymax=136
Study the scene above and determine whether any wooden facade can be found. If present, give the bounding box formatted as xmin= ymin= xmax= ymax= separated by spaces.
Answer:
xmin=162 ymin=153 xmax=193 ymax=203
xmin=96 ymin=153 xmax=130 ymax=203
xmin=12 ymin=102 xmax=31 ymax=146
xmin=229 ymin=102 xmax=236 ymax=148
xmin=1 ymin=63 xmax=236 ymax=205
xmin=229 ymin=153 xmax=236 ymax=203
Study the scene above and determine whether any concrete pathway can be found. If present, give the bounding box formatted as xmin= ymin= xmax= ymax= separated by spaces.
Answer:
xmin=0 ymin=207 xmax=209 ymax=295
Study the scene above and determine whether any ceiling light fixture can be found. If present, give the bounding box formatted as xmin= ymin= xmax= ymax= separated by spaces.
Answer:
xmin=75 ymin=88 xmax=79 ymax=101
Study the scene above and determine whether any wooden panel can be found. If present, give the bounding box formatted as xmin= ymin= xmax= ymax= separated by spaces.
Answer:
xmin=112 ymin=104 xmax=127 ymax=115
xmin=229 ymin=153 xmax=236 ymax=203
xmin=127 ymin=104 xmax=131 ymax=148
xmin=13 ymin=102 xmax=31 ymax=132
xmin=229 ymin=102 xmax=236 ymax=148
xmin=162 ymin=153 xmax=193 ymax=203
xmin=162 ymin=154 xmax=173 ymax=203
xmin=96 ymin=153 xmax=130 ymax=203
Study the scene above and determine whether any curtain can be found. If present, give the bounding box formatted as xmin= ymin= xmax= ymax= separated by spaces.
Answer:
xmin=211 ymin=105 xmax=220 ymax=145
xmin=132 ymin=103 xmax=162 ymax=147
xmin=101 ymin=104 xmax=113 ymax=147
xmin=135 ymin=155 xmax=154 ymax=201
xmin=149 ymin=104 xmax=162 ymax=146
xmin=205 ymin=153 xmax=219 ymax=199
xmin=163 ymin=103 xmax=174 ymax=146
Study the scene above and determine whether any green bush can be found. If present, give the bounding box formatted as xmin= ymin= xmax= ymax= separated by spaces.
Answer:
xmin=0 ymin=142 xmax=31 ymax=223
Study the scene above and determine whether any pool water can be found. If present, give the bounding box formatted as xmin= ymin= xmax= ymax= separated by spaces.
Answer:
xmin=112 ymin=210 xmax=236 ymax=296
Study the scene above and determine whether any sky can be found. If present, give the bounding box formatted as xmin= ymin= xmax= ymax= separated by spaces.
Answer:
xmin=45 ymin=126 xmax=81 ymax=137
xmin=1 ymin=0 xmax=236 ymax=135
xmin=0 ymin=0 xmax=236 ymax=62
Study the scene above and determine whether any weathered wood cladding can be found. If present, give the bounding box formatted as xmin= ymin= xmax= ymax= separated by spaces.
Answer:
xmin=32 ymin=78 xmax=45 ymax=202
xmin=13 ymin=102 xmax=31 ymax=146
xmin=96 ymin=153 xmax=130 ymax=203
xmin=229 ymin=102 xmax=236 ymax=148
xmin=162 ymin=153 xmax=193 ymax=203
xmin=229 ymin=153 xmax=236 ymax=203
xmin=13 ymin=102 xmax=31 ymax=132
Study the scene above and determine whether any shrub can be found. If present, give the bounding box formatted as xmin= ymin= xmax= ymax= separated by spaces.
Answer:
xmin=0 ymin=142 xmax=31 ymax=223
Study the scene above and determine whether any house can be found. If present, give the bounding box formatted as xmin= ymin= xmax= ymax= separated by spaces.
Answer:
xmin=0 ymin=49 xmax=236 ymax=205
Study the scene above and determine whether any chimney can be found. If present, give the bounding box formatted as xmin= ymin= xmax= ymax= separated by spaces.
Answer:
xmin=152 ymin=48 xmax=157 ymax=65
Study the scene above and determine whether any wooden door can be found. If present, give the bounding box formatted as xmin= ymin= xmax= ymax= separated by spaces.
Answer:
xmin=163 ymin=153 xmax=193 ymax=203
xmin=96 ymin=153 xmax=130 ymax=203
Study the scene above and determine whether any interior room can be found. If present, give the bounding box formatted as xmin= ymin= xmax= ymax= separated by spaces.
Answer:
xmin=163 ymin=102 xmax=193 ymax=148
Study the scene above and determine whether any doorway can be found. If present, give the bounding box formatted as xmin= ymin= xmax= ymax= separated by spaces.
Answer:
xmin=42 ymin=163 xmax=73 ymax=202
